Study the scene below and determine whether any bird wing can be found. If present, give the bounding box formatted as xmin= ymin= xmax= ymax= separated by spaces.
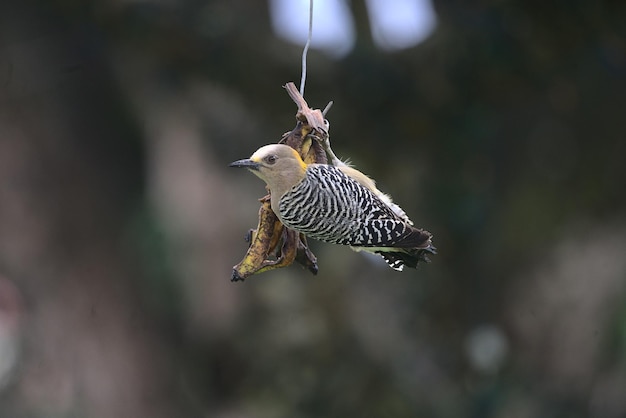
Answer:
xmin=355 ymin=217 xmax=432 ymax=248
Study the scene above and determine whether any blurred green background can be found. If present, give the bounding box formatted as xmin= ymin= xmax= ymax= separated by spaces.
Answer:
xmin=1 ymin=1 xmax=625 ymax=417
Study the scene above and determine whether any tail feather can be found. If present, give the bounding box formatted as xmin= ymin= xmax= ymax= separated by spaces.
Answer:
xmin=394 ymin=227 xmax=433 ymax=249
xmin=377 ymin=245 xmax=437 ymax=271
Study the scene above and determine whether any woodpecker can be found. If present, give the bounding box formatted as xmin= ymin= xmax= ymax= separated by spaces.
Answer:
xmin=230 ymin=144 xmax=435 ymax=271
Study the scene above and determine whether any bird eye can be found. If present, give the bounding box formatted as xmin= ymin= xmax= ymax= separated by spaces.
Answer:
xmin=265 ymin=155 xmax=277 ymax=165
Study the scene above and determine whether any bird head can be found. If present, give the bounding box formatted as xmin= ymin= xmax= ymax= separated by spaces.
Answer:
xmin=229 ymin=144 xmax=308 ymax=195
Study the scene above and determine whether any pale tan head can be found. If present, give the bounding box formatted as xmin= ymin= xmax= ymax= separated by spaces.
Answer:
xmin=229 ymin=144 xmax=308 ymax=199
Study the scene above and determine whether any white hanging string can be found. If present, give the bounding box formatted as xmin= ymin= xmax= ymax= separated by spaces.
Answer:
xmin=299 ymin=0 xmax=314 ymax=97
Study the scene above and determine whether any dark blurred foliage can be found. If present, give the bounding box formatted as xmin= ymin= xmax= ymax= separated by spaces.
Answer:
xmin=1 ymin=0 xmax=625 ymax=417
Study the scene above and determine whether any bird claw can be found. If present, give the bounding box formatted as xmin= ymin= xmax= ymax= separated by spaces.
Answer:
xmin=295 ymin=233 xmax=319 ymax=275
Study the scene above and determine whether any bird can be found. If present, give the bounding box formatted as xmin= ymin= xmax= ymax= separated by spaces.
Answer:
xmin=229 ymin=144 xmax=435 ymax=271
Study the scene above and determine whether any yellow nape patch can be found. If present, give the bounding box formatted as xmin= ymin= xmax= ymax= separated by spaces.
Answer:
xmin=290 ymin=148 xmax=308 ymax=171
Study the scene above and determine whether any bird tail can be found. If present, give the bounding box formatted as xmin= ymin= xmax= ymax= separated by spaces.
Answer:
xmin=377 ymin=245 xmax=437 ymax=271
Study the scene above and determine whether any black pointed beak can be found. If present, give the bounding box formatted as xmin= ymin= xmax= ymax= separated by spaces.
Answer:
xmin=229 ymin=158 xmax=260 ymax=170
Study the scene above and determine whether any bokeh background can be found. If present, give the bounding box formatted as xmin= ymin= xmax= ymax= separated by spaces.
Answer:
xmin=1 ymin=0 xmax=625 ymax=417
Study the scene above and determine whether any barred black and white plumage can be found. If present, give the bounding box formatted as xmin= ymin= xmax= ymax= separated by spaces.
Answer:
xmin=230 ymin=144 xmax=436 ymax=271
